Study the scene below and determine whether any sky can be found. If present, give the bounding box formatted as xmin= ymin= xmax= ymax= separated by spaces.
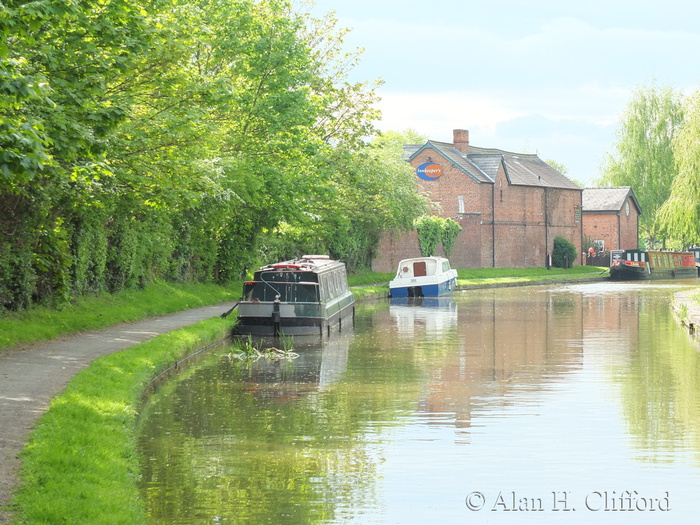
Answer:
xmin=304 ymin=0 xmax=700 ymax=187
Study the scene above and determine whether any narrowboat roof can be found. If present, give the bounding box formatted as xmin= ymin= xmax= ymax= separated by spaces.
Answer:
xmin=257 ymin=255 xmax=345 ymax=273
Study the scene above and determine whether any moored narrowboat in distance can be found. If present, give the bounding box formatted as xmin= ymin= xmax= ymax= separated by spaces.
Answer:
xmin=609 ymin=249 xmax=697 ymax=280
xmin=389 ymin=256 xmax=458 ymax=297
xmin=688 ymin=247 xmax=700 ymax=276
xmin=235 ymin=255 xmax=355 ymax=336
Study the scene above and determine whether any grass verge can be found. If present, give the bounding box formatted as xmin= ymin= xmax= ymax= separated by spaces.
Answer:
xmin=349 ymin=265 xmax=608 ymax=298
xmin=9 ymin=316 xmax=233 ymax=525
xmin=0 ymin=281 xmax=239 ymax=351
xmin=456 ymin=265 xmax=609 ymax=286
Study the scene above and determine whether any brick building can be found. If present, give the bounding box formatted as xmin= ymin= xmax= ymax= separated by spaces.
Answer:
xmin=372 ymin=129 xmax=583 ymax=272
xmin=582 ymin=187 xmax=641 ymax=252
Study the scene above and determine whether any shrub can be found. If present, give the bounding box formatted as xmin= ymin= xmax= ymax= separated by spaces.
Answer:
xmin=552 ymin=236 xmax=577 ymax=268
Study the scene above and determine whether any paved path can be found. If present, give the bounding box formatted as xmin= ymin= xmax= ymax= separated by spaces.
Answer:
xmin=0 ymin=302 xmax=237 ymax=523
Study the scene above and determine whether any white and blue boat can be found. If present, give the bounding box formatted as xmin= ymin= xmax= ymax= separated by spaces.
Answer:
xmin=389 ymin=256 xmax=458 ymax=298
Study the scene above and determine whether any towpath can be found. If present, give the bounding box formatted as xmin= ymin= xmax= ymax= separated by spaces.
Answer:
xmin=0 ymin=302 xmax=237 ymax=523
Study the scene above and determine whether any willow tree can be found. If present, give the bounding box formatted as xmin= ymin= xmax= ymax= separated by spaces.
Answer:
xmin=658 ymin=91 xmax=700 ymax=245
xmin=598 ymin=85 xmax=685 ymax=247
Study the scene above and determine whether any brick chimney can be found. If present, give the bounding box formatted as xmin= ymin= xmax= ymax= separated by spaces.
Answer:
xmin=453 ymin=129 xmax=469 ymax=154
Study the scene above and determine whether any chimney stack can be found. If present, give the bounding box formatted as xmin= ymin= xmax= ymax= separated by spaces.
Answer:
xmin=453 ymin=129 xmax=469 ymax=154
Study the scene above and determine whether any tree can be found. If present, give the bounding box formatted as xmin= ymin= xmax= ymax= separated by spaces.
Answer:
xmin=658 ymin=91 xmax=700 ymax=245
xmin=597 ymin=85 xmax=684 ymax=247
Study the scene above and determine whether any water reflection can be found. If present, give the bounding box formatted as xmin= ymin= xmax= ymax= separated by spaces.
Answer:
xmin=139 ymin=282 xmax=700 ymax=524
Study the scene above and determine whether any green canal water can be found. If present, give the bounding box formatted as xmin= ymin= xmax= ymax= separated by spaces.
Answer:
xmin=138 ymin=281 xmax=700 ymax=524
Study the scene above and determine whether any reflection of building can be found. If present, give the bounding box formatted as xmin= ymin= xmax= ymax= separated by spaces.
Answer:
xmin=415 ymin=286 xmax=649 ymax=435
xmin=373 ymin=128 xmax=583 ymax=272
xmin=582 ymin=187 xmax=641 ymax=251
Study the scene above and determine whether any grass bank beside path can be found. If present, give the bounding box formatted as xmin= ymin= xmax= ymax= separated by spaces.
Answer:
xmin=0 ymin=281 xmax=240 ymax=351
xmin=9 ymin=316 xmax=232 ymax=524
xmin=349 ymin=265 xmax=609 ymax=299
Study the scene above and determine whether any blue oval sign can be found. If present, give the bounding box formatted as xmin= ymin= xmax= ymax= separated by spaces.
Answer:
xmin=416 ymin=162 xmax=443 ymax=181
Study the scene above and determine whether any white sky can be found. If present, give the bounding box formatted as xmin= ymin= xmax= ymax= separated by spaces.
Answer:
xmin=303 ymin=0 xmax=700 ymax=186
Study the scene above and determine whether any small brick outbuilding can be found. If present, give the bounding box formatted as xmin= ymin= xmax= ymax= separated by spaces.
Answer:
xmin=581 ymin=187 xmax=641 ymax=253
xmin=372 ymin=129 xmax=584 ymax=272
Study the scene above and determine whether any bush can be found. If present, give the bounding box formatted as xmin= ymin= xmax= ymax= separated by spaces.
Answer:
xmin=552 ymin=236 xmax=577 ymax=269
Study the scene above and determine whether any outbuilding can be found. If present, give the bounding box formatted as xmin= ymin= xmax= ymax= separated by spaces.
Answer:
xmin=581 ymin=186 xmax=641 ymax=253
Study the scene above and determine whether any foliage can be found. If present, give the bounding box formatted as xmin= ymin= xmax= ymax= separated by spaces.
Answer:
xmin=414 ymin=215 xmax=444 ymax=257
xmin=597 ymin=85 xmax=685 ymax=246
xmin=552 ymin=236 xmax=577 ymax=269
xmin=1 ymin=0 xmax=419 ymax=309
xmin=414 ymin=215 xmax=461 ymax=257
xmin=440 ymin=218 xmax=462 ymax=257
xmin=658 ymin=91 xmax=700 ymax=244
xmin=258 ymin=130 xmax=429 ymax=272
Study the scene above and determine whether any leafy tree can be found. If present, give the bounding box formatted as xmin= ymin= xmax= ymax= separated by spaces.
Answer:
xmin=597 ymin=85 xmax=685 ymax=247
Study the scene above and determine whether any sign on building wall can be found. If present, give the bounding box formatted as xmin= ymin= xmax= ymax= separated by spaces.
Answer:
xmin=574 ymin=205 xmax=581 ymax=223
xmin=416 ymin=162 xmax=443 ymax=181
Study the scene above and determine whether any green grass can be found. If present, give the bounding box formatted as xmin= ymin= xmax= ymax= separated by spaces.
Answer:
xmin=456 ymin=265 xmax=608 ymax=286
xmin=9 ymin=316 xmax=233 ymax=525
xmin=0 ymin=281 xmax=240 ymax=351
xmin=347 ymin=265 xmax=608 ymax=298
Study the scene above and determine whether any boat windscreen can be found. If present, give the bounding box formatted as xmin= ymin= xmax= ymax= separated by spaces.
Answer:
xmin=244 ymin=282 xmax=319 ymax=303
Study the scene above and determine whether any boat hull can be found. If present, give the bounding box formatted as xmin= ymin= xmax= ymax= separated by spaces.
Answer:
xmin=610 ymin=265 xmax=697 ymax=281
xmin=389 ymin=276 xmax=457 ymax=298
xmin=235 ymin=295 xmax=355 ymax=336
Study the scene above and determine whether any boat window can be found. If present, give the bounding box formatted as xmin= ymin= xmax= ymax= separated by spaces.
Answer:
xmin=258 ymin=271 xmax=317 ymax=283
xmin=442 ymin=261 xmax=450 ymax=273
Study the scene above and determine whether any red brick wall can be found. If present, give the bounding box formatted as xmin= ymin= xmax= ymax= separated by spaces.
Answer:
xmin=583 ymin=197 xmax=639 ymax=251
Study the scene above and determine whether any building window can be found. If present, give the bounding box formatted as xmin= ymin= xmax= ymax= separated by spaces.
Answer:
xmin=458 ymin=195 xmax=465 ymax=214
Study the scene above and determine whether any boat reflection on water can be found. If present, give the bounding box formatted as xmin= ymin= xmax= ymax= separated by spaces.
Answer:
xmin=389 ymin=296 xmax=458 ymax=336
xmin=230 ymin=329 xmax=353 ymax=397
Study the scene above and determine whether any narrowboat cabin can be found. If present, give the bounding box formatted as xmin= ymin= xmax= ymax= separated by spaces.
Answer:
xmin=389 ymin=256 xmax=458 ymax=298
xmin=235 ymin=255 xmax=355 ymax=336
xmin=688 ymin=247 xmax=700 ymax=276
xmin=609 ymin=249 xmax=697 ymax=280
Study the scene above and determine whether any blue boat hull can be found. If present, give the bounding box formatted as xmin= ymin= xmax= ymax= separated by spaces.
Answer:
xmin=389 ymin=277 xmax=456 ymax=298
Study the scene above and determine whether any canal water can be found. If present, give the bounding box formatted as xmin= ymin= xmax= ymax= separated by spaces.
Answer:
xmin=138 ymin=281 xmax=700 ymax=524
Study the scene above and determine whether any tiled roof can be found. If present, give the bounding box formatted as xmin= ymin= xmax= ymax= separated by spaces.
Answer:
xmin=582 ymin=187 xmax=642 ymax=215
xmin=407 ymin=141 xmax=581 ymax=190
